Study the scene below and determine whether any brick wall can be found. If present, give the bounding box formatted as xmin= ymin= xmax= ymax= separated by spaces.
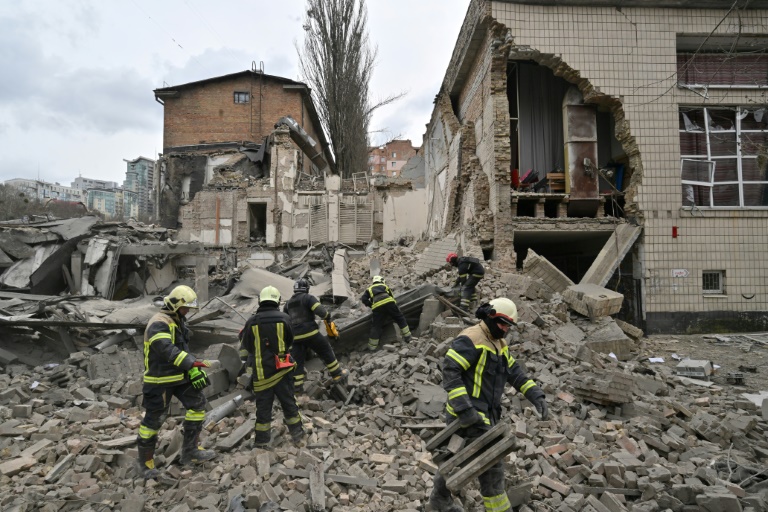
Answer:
xmin=161 ymin=74 xmax=325 ymax=173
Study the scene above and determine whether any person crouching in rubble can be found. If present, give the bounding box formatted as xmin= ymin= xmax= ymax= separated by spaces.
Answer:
xmin=360 ymin=275 xmax=412 ymax=350
xmin=429 ymin=298 xmax=548 ymax=512
xmin=446 ymin=252 xmax=485 ymax=311
xmin=136 ymin=285 xmax=216 ymax=480
xmin=239 ymin=286 xmax=305 ymax=448
xmin=284 ymin=277 xmax=348 ymax=393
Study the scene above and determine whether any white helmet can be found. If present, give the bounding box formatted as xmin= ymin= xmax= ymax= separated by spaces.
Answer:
xmin=488 ymin=297 xmax=518 ymax=325
xmin=259 ymin=286 xmax=281 ymax=305
xmin=164 ymin=285 xmax=199 ymax=312
xmin=372 ymin=275 xmax=385 ymax=284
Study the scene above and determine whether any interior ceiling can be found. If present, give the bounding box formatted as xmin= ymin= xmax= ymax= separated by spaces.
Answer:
xmin=513 ymin=230 xmax=611 ymax=250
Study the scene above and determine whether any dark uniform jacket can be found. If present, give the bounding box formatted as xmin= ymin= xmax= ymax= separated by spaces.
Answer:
xmin=143 ymin=310 xmax=196 ymax=386
xmin=442 ymin=322 xmax=542 ymax=426
xmin=361 ymin=283 xmax=396 ymax=309
xmin=240 ymin=303 xmax=295 ymax=392
xmin=456 ymin=256 xmax=485 ymax=285
xmin=284 ymin=292 xmax=329 ymax=340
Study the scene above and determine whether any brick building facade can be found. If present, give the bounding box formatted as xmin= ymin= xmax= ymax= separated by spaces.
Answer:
xmin=424 ymin=0 xmax=768 ymax=334
xmin=368 ymin=140 xmax=419 ymax=177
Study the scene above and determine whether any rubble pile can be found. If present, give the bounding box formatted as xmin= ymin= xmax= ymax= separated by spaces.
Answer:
xmin=0 ymin=241 xmax=767 ymax=511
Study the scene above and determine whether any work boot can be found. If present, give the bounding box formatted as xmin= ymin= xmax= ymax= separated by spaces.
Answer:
xmin=288 ymin=424 xmax=306 ymax=446
xmin=179 ymin=427 xmax=216 ymax=465
xmin=428 ymin=474 xmax=464 ymax=512
xmin=404 ymin=335 xmax=413 ymax=343
xmin=136 ymin=439 xmax=160 ymax=480
xmin=332 ymin=368 xmax=349 ymax=383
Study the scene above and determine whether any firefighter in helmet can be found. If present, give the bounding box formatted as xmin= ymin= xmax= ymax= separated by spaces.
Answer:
xmin=429 ymin=297 xmax=548 ymax=512
xmin=284 ymin=277 xmax=347 ymax=393
xmin=360 ymin=275 xmax=412 ymax=350
xmin=136 ymin=285 xmax=216 ymax=479
xmin=446 ymin=252 xmax=485 ymax=311
xmin=239 ymin=286 xmax=304 ymax=448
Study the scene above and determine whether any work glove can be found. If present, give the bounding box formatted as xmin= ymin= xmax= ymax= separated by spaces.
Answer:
xmin=457 ymin=407 xmax=482 ymax=429
xmin=526 ymin=387 xmax=549 ymax=420
xmin=188 ymin=367 xmax=210 ymax=390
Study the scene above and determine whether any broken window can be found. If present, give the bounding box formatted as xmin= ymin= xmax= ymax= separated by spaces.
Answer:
xmin=702 ymin=270 xmax=724 ymax=295
xmin=679 ymin=107 xmax=768 ymax=207
xmin=234 ymin=91 xmax=250 ymax=104
xmin=248 ymin=202 xmax=267 ymax=243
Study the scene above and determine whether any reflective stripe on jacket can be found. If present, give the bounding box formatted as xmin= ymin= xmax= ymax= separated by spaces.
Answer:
xmin=361 ymin=283 xmax=395 ymax=309
xmin=284 ymin=292 xmax=329 ymax=339
xmin=442 ymin=322 xmax=536 ymax=426
xmin=457 ymin=256 xmax=485 ymax=279
xmin=239 ymin=304 xmax=295 ymax=392
xmin=143 ymin=311 xmax=195 ymax=385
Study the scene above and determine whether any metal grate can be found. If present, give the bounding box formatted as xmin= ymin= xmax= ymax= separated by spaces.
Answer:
xmin=702 ymin=271 xmax=724 ymax=294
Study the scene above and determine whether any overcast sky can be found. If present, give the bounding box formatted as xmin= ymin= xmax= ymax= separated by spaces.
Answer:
xmin=0 ymin=1 xmax=468 ymax=186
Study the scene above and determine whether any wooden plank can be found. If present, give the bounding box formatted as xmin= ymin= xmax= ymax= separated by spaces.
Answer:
xmin=425 ymin=419 xmax=461 ymax=452
xmin=438 ymin=422 xmax=507 ymax=475
xmin=445 ymin=435 xmax=517 ymax=493
xmin=309 ymin=463 xmax=325 ymax=511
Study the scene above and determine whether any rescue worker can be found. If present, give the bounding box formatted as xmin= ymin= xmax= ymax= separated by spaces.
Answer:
xmin=136 ymin=285 xmax=216 ymax=480
xmin=446 ymin=252 xmax=485 ymax=311
xmin=284 ymin=277 xmax=347 ymax=393
xmin=361 ymin=275 xmax=412 ymax=350
xmin=239 ymin=286 xmax=304 ymax=448
xmin=429 ymin=297 xmax=548 ymax=512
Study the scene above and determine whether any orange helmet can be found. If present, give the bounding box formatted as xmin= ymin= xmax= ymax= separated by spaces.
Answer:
xmin=446 ymin=252 xmax=458 ymax=264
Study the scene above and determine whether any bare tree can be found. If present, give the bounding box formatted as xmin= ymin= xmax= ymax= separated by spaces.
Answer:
xmin=298 ymin=0 xmax=402 ymax=178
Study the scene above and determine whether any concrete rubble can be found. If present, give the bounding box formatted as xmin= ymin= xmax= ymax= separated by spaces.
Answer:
xmin=0 ymin=239 xmax=767 ymax=512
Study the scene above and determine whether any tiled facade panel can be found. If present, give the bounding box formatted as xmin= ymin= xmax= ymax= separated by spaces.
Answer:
xmin=491 ymin=2 xmax=768 ymax=319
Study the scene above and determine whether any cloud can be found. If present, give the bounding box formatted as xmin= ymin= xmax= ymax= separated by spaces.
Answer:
xmin=0 ymin=14 xmax=160 ymax=135
xmin=159 ymin=47 xmax=300 ymax=89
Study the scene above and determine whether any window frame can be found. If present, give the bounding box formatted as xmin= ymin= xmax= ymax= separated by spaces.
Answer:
xmin=233 ymin=91 xmax=250 ymax=104
xmin=679 ymin=106 xmax=768 ymax=209
xmin=702 ymin=270 xmax=725 ymax=295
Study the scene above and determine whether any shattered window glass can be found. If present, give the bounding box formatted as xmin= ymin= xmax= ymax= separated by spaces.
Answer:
xmin=679 ymin=106 xmax=768 ymax=208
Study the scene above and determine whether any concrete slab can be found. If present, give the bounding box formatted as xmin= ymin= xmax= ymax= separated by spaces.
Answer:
xmin=332 ymin=249 xmax=355 ymax=299
xmin=413 ymin=238 xmax=458 ymax=276
xmin=563 ymin=283 xmax=623 ymax=318
xmin=523 ymin=249 xmax=574 ymax=293
xmin=580 ymin=224 xmax=642 ymax=287
xmin=0 ymin=244 xmax=60 ymax=289
xmin=230 ymin=265 xmax=296 ymax=301
xmin=43 ymin=216 xmax=100 ymax=240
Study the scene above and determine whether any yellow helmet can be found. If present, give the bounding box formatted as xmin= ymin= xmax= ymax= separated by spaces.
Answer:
xmin=164 ymin=285 xmax=199 ymax=312
xmin=259 ymin=285 xmax=281 ymax=304
xmin=488 ymin=297 xmax=518 ymax=325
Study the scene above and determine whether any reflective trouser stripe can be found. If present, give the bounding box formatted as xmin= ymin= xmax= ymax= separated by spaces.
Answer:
xmin=483 ymin=493 xmax=511 ymax=512
xmin=400 ymin=325 xmax=411 ymax=336
xmin=285 ymin=414 xmax=302 ymax=425
xmin=294 ymin=330 xmax=318 ymax=340
xmin=326 ymin=360 xmax=340 ymax=372
xmin=368 ymin=339 xmax=378 ymax=349
xmin=185 ymin=409 xmax=205 ymax=422
xmin=255 ymin=422 xmax=271 ymax=431
xmin=139 ymin=424 xmax=158 ymax=440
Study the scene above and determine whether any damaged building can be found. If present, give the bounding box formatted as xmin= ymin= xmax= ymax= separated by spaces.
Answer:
xmin=423 ymin=0 xmax=768 ymax=334
xmin=153 ymin=70 xmax=427 ymax=264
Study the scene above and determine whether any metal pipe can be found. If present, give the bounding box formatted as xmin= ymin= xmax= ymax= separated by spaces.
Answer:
xmin=203 ymin=394 xmax=243 ymax=427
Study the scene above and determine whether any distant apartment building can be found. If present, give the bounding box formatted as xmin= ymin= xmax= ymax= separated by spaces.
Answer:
xmin=4 ymin=179 xmax=85 ymax=202
xmin=86 ymin=188 xmax=123 ymax=219
xmin=368 ymin=140 xmax=419 ymax=177
xmin=72 ymin=177 xmax=119 ymax=191
xmin=123 ymin=157 xmax=155 ymax=218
